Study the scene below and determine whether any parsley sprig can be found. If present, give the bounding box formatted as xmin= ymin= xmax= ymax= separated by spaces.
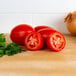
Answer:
xmin=0 ymin=34 xmax=25 ymax=57
xmin=0 ymin=34 xmax=6 ymax=47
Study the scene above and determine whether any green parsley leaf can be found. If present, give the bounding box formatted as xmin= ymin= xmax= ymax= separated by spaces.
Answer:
xmin=0 ymin=34 xmax=26 ymax=57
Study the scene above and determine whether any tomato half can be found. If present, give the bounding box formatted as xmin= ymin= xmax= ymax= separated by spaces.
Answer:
xmin=35 ymin=25 xmax=54 ymax=32
xmin=10 ymin=24 xmax=34 ymax=45
xmin=38 ymin=28 xmax=66 ymax=51
xmin=24 ymin=32 xmax=43 ymax=51
xmin=47 ymin=32 xmax=66 ymax=52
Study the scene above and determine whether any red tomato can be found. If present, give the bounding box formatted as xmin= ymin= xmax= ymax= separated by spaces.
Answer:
xmin=47 ymin=32 xmax=66 ymax=52
xmin=10 ymin=24 xmax=34 ymax=45
xmin=38 ymin=28 xmax=56 ymax=40
xmin=35 ymin=25 xmax=54 ymax=32
xmin=38 ymin=28 xmax=66 ymax=51
xmin=24 ymin=32 xmax=43 ymax=51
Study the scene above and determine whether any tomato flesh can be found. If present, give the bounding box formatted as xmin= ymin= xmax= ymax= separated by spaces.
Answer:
xmin=27 ymin=34 xmax=39 ymax=48
xmin=47 ymin=32 xmax=66 ymax=51
xmin=24 ymin=32 xmax=43 ymax=51
xmin=38 ymin=28 xmax=66 ymax=51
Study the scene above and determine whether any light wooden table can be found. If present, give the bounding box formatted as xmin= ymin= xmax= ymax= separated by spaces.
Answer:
xmin=0 ymin=34 xmax=76 ymax=76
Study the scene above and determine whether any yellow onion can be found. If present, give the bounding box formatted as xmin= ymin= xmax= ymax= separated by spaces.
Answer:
xmin=65 ymin=11 xmax=76 ymax=35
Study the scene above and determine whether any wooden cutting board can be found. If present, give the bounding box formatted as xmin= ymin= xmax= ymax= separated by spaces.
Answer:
xmin=0 ymin=34 xmax=76 ymax=76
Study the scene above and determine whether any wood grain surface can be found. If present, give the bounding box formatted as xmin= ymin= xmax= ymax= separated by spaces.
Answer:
xmin=0 ymin=34 xmax=76 ymax=76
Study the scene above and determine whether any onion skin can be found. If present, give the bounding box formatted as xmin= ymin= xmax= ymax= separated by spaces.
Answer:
xmin=67 ymin=23 xmax=76 ymax=35
xmin=65 ymin=12 xmax=76 ymax=35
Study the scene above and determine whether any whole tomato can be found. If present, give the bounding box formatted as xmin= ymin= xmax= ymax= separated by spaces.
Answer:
xmin=38 ymin=28 xmax=56 ymax=40
xmin=10 ymin=24 xmax=34 ymax=45
xmin=35 ymin=25 xmax=54 ymax=32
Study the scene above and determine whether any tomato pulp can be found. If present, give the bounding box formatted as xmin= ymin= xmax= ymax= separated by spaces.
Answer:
xmin=24 ymin=32 xmax=43 ymax=51
xmin=47 ymin=32 xmax=66 ymax=51
xmin=38 ymin=28 xmax=66 ymax=51
xmin=10 ymin=24 xmax=34 ymax=45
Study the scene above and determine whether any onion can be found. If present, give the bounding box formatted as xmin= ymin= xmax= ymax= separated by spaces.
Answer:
xmin=65 ymin=11 xmax=76 ymax=35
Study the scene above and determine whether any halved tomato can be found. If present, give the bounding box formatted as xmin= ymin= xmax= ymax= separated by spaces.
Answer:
xmin=38 ymin=28 xmax=66 ymax=51
xmin=24 ymin=32 xmax=43 ymax=51
xmin=47 ymin=32 xmax=66 ymax=52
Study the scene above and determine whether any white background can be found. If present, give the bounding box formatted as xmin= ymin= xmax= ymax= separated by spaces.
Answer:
xmin=0 ymin=0 xmax=76 ymax=33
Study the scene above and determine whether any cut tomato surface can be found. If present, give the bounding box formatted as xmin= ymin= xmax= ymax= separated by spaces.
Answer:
xmin=47 ymin=32 xmax=66 ymax=51
xmin=24 ymin=32 xmax=43 ymax=51
xmin=38 ymin=28 xmax=66 ymax=51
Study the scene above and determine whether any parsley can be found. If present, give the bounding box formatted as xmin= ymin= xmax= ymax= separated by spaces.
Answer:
xmin=0 ymin=34 xmax=26 ymax=57
xmin=0 ymin=34 xmax=6 ymax=47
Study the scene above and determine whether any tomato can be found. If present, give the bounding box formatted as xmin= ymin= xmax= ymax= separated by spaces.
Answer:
xmin=38 ymin=28 xmax=66 ymax=51
xmin=24 ymin=32 xmax=43 ymax=51
xmin=47 ymin=32 xmax=66 ymax=52
xmin=10 ymin=24 xmax=34 ymax=45
xmin=35 ymin=25 xmax=54 ymax=32
xmin=38 ymin=28 xmax=56 ymax=40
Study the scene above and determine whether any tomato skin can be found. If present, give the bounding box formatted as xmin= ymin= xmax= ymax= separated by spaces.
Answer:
xmin=24 ymin=32 xmax=44 ymax=51
xmin=38 ymin=28 xmax=56 ymax=40
xmin=37 ymin=28 xmax=57 ymax=47
xmin=38 ymin=28 xmax=66 ymax=51
xmin=35 ymin=25 xmax=54 ymax=32
xmin=10 ymin=24 xmax=34 ymax=45
xmin=46 ymin=32 xmax=66 ymax=52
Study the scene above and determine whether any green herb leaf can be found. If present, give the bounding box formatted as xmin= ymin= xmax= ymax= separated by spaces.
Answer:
xmin=5 ymin=50 xmax=13 ymax=56
xmin=0 ymin=34 xmax=26 ymax=57
xmin=0 ymin=50 xmax=4 ymax=57
xmin=5 ymin=43 xmax=22 ymax=56
xmin=0 ymin=34 xmax=6 ymax=47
